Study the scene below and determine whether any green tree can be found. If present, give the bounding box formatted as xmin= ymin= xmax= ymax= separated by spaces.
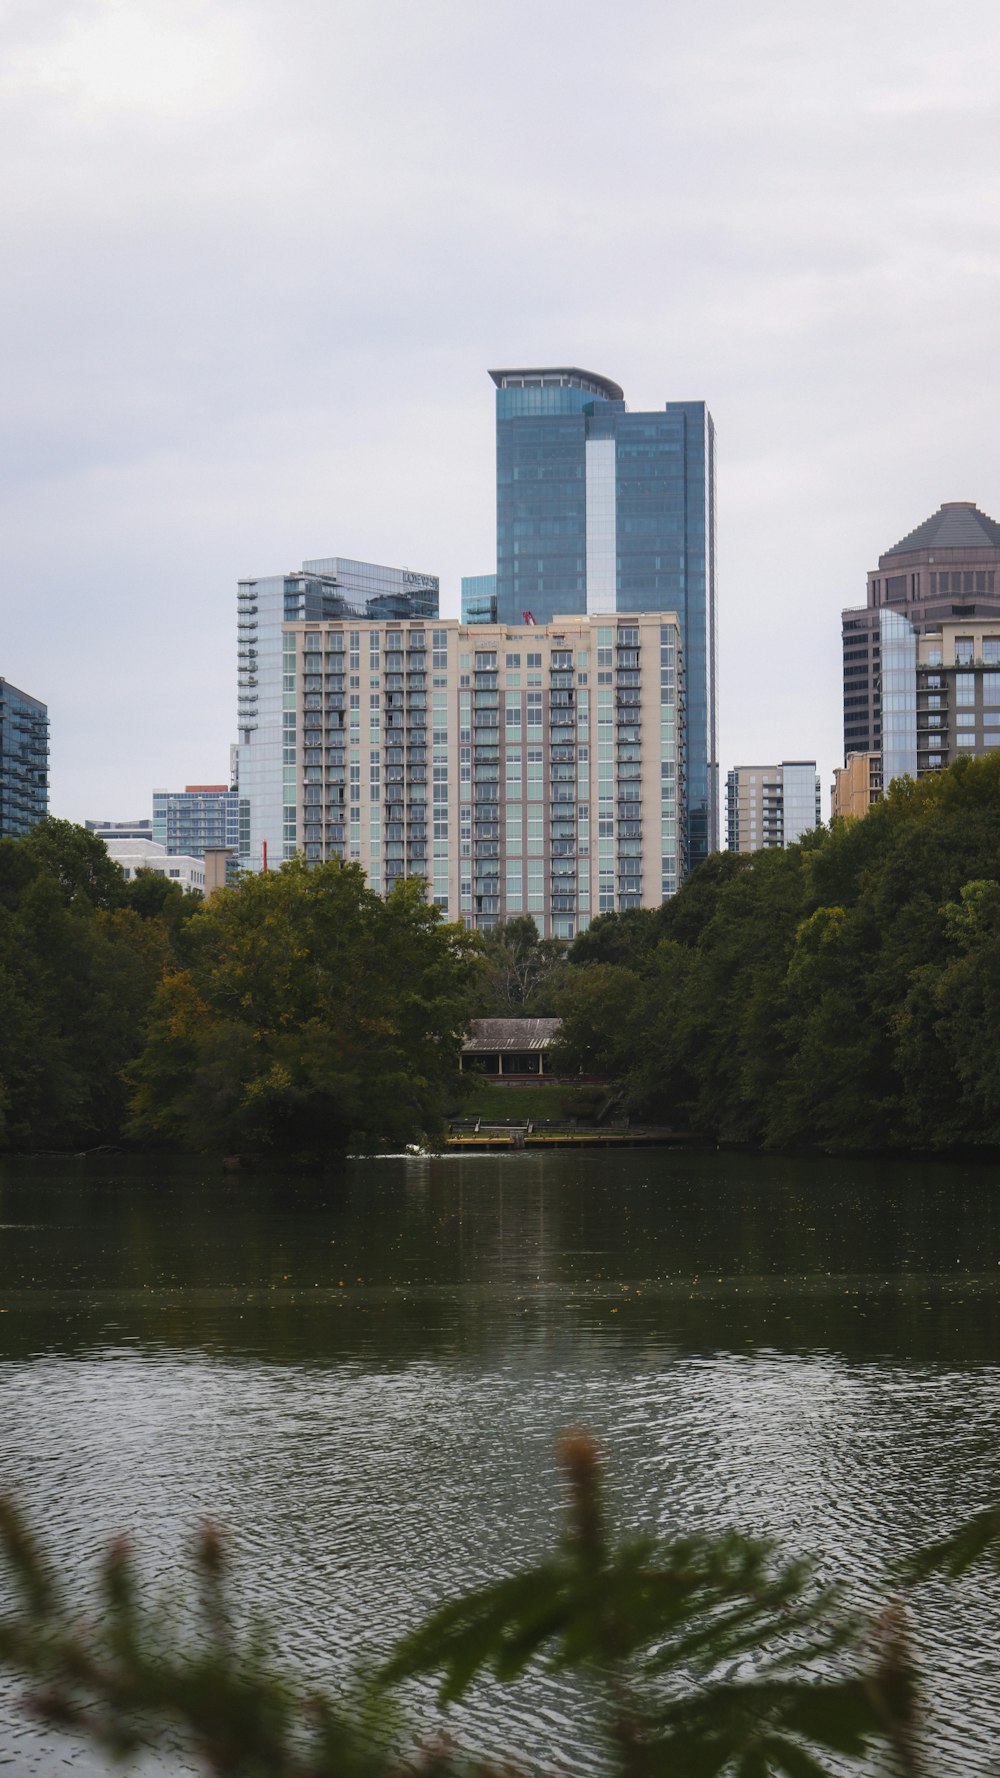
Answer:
xmin=566 ymin=907 xmax=662 ymax=971
xmin=550 ymin=963 xmax=643 ymax=1080
xmin=554 ymin=754 xmax=1000 ymax=1154
xmin=471 ymin=917 xmax=566 ymax=1014
xmin=0 ymin=817 xmax=128 ymax=911
xmin=0 ymin=825 xmax=174 ymax=1151
xmin=128 ymin=860 xmax=480 ymax=1160
xmin=122 ymin=868 xmax=203 ymax=942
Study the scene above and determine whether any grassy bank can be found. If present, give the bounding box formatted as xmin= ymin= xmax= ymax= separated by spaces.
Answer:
xmin=450 ymin=1081 xmax=608 ymax=1123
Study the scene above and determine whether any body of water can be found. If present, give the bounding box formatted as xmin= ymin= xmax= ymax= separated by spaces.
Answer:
xmin=0 ymin=1149 xmax=998 ymax=1773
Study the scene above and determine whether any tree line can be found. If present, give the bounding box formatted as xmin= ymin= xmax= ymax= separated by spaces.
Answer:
xmin=7 ymin=750 xmax=1000 ymax=1158
xmin=0 ymin=821 xmax=478 ymax=1158
xmin=552 ymin=750 xmax=1000 ymax=1152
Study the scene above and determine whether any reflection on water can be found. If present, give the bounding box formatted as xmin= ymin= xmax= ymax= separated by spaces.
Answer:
xmin=0 ymin=1150 xmax=999 ymax=1773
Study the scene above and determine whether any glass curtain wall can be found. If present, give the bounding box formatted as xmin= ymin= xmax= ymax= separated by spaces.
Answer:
xmin=879 ymin=609 xmax=917 ymax=785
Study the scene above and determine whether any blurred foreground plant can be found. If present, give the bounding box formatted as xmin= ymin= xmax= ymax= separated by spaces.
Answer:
xmin=2 ymin=1434 xmax=998 ymax=1777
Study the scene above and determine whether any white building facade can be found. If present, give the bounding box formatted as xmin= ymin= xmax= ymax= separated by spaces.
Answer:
xmin=103 ymin=838 xmax=205 ymax=892
xmin=281 ymin=611 xmax=684 ymax=938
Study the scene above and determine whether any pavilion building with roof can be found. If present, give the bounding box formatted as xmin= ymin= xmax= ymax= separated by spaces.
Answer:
xmin=460 ymin=1018 xmax=562 ymax=1080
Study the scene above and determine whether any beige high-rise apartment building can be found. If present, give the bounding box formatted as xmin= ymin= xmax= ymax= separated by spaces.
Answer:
xmin=285 ymin=611 xmax=685 ymax=938
xmin=725 ymin=761 xmax=821 ymax=853
xmin=831 ymin=752 xmax=883 ymax=820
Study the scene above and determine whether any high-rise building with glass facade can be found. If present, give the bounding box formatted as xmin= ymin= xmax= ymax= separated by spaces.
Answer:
xmin=237 ymin=557 xmax=439 ymax=871
xmin=152 ymin=785 xmax=238 ymax=857
xmin=461 ymin=575 xmax=497 ymax=624
xmin=725 ymin=762 xmax=821 ymax=853
xmin=0 ymin=679 xmax=49 ymax=839
xmin=841 ymin=501 xmax=1000 ymax=761
xmin=486 ymin=369 xmax=717 ymax=863
xmin=838 ymin=501 xmax=1000 ymax=810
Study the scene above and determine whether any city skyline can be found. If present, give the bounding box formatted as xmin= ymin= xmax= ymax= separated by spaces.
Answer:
xmin=5 ymin=2 xmax=1000 ymax=823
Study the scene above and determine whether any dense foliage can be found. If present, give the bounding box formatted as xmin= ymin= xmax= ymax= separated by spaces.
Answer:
xmin=12 ymin=755 xmax=1000 ymax=1156
xmin=554 ymin=753 xmax=1000 ymax=1151
xmin=0 ymin=821 xmax=199 ymax=1151
xmin=127 ymin=859 xmax=480 ymax=1159
xmin=4 ymin=1430 xmax=997 ymax=1775
xmin=468 ymin=916 xmax=567 ymax=1015
xmin=0 ymin=825 xmax=479 ymax=1158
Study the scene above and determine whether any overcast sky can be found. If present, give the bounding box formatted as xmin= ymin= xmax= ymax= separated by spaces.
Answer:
xmin=4 ymin=0 xmax=1000 ymax=825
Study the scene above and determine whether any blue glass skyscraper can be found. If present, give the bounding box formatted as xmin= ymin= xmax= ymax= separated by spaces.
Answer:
xmin=0 ymin=678 xmax=48 ymax=839
xmin=489 ymin=368 xmax=718 ymax=863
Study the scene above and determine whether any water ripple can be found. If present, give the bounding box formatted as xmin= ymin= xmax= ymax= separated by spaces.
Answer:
xmin=0 ymin=1151 xmax=999 ymax=1773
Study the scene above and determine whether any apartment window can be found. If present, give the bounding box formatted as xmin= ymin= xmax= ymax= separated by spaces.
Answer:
xmin=955 ymin=638 xmax=975 ymax=666
xmin=956 ymin=675 xmax=976 ymax=707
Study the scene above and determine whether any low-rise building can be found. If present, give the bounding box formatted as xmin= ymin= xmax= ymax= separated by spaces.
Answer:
xmin=102 ymin=838 xmax=205 ymax=892
xmin=202 ymin=847 xmax=236 ymax=897
xmin=726 ymin=761 xmax=821 ymax=852
xmin=460 ymin=1018 xmax=560 ymax=1079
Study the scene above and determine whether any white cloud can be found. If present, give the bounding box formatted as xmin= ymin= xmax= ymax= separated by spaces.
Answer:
xmin=4 ymin=0 xmax=259 ymax=119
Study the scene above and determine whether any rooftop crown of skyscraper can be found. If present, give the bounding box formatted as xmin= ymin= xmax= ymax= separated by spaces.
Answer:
xmin=880 ymin=501 xmax=1000 ymax=562
xmin=488 ymin=367 xmax=625 ymax=402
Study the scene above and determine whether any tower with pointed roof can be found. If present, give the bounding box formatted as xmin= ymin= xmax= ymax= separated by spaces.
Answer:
xmin=841 ymin=501 xmax=1000 ymax=763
